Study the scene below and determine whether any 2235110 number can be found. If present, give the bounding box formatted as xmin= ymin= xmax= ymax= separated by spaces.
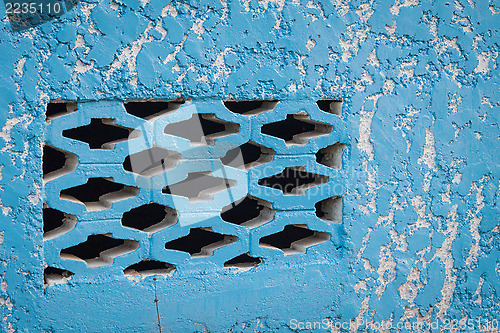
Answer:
xmin=5 ymin=2 xmax=62 ymax=14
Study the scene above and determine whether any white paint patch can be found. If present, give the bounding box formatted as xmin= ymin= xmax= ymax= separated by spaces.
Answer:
xmin=191 ymin=18 xmax=206 ymax=39
xmin=383 ymin=79 xmax=395 ymax=94
xmin=357 ymin=106 xmax=375 ymax=161
xmin=466 ymin=177 xmax=487 ymax=267
xmin=417 ymin=128 xmax=436 ymax=170
xmin=164 ymin=34 xmax=187 ymax=64
xmin=432 ymin=204 xmax=458 ymax=319
xmin=306 ymin=38 xmax=316 ymax=51
xmin=474 ymin=52 xmax=491 ymax=74
xmin=161 ymin=3 xmax=178 ymax=17
xmin=14 ymin=58 xmax=26 ymax=77
xmin=367 ymin=49 xmax=380 ymax=67
xmin=376 ymin=245 xmax=396 ymax=297
xmin=390 ymin=0 xmax=419 ymax=15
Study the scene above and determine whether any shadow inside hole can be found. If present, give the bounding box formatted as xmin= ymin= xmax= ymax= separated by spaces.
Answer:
xmin=224 ymin=253 xmax=262 ymax=269
xmin=162 ymin=172 xmax=236 ymax=202
xmin=165 ymin=228 xmax=237 ymax=257
xmin=258 ymin=167 xmax=328 ymax=195
xmin=62 ymin=118 xmax=133 ymax=149
xmin=124 ymin=100 xmax=184 ymax=120
xmin=223 ymin=100 xmax=278 ymax=115
xmin=122 ymin=203 xmax=177 ymax=232
xmin=123 ymin=259 xmax=175 ymax=276
xmin=164 ymin=113 xmax=239 ymax=144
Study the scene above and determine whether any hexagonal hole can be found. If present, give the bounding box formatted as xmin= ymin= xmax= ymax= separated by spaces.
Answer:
xmin=316 ymin=99 xmax=342 ymax=115
xmin=261 ymin=112 xmax=332 ymax=145
xmin=221 ymin=141 xmax=275 ymax=169
xmin=221 ymin=195 xmax=275 ymax=228
xmin=62 ymin=118 xmax=137 ymax=149
xmin=164 ymin=113 xmax=239 ymax=145
xmin=43 ymin=205 xmax=77 ymax=241
xmin=315 ymin=196 xmax=342 ymax=224
xmin=123 ymin=146 xmax=182 ymax=176
xmin=316 ymin=143 xmax=346 ymax=169
xmin=60 ymin=177 xmax=139 ymax=211
xmin=124 ymin=99 xmax=184 ymax=120
xmin=44 ymin=267 xmax=74 ymax=287
xmin=46 ymin=101 xmax=77 ymax=122
xmin=122 ymin=203 xmax=178 ymax=233
xmin=223 ymin=100 xmax=278 ymax=115
xmin=124 ymin=259 xmax=175 ymax=277
xmin=258 ymin=166 xmax=328 ymax=195
xmin=43 ymin=145 xmax=78 ymax=182
xmin=60 ymin=234 xmax=139 ymax=267
xmin=259 ymin=224 xmax=330 ymax=255
xmin=224 ymin=253 xmax=262 ymax=270
xmin=164 ymin=227 xmax=237 ymax=258
xmin=162 ymin=171 xmax=236 ymax=202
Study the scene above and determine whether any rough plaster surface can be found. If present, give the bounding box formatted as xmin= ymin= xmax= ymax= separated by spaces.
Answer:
xmin=0 ymin=0 xmax=499 ymax=332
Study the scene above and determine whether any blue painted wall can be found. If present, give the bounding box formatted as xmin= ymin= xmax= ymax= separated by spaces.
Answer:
xmin=0 ymin=0 xmax=499 ymax=332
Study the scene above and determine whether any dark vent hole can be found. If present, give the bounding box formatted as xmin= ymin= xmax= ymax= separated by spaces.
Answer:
xmin=165 ymin=228 xmax=224 ymax=255
xmin=46 ymin=102 xmax=76 ymax=120
xmin=61 ymin=234 xmax=124 ymax=261
xmin=221 ymin=196 xmax=263 ymax=225
xmin=124 ymin=100 xmax=184 ymax=119
xmin=43 ymin=207 xmax=64 ymax=234
xmin=261 ymin=114 xmax=315 ymax=142
xmin=43 ymin=145 xmax=66 ymax=176
xmin=221 ymin=142 xmax=263 ymax=168
xmin=124 ymin=260 xmax=175 ymax=276
xmin=122 ymin=203 xmax=177 ymax=232
xmin=123 ymin=147 xmax=181 ymax=176
xmin=258 ymin=167 xmax=328 ymax=194
xmin=44 ymin=267 xmax=74 ymax=285
xmin=162 ymin=172 xmax=235 ymax=201
xmin=224 ymin=253 xmax=262 ymax=268
xmin=62 ymin=118 xmax=131 ymax=149
xmin=60 ymin=178 xmax=124 ymax=203
xmin=260 ymin=225 xmax=314 ymax=250
xmin=316 ymin=99 xmax=342 ymax=115
xmin=164 ymin=113 xmax=227 ymax=143
xmin=223 ymin=100 xmax=278 ymax=115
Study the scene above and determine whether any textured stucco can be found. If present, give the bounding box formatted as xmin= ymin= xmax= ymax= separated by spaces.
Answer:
xmin=0 ymin=0 xmax=499 ymax=332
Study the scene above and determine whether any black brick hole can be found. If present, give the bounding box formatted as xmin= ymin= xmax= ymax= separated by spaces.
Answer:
xmin=316 ymin=143 xmax=346 ymax=170
xmin=316 ymin=99 xmax=342 ymax=115
xmin=44 ymin=267 xmax=74 ymax=286
xmin=315 ymin=196 xmax=342 ymax=223
xmin=123 ymin=147 xmax=182 ymax=176
xmin=221 ymin=195 xmax=275 ymax=228
xmin=43 ymin=206 xmax=76 ymax=240
xmin=162 ymin=172 xmax=236 ymax=202
xmin=164 ymin=113 xmax=240 ymax=144
xmin=43 ymin=145 xmax=78 ymax=181
xmin=223 ymin=100 xmax=278 ymax=115
xmin=123 ymin=259 xmax=175 ymax=276
xmin=224 ymin=253 xmax=262 ymax=269
xmin=258 ymin=167 xmax=329 ymax=195
xmin=62 ymin=118 xmax=133 ymax=149
xmin=124 ymin=99 xmax=185 ymax=120
xmin=261 ymin=113 xmax=332 ymax=144
xmin=165 ymin=228 xmax=237 ymax=257
xmin=59 ymin=177 xmax=139 ymax=210
xmin=221 ymin=141 xmax=274 ymax=169
xmin=259 ymin=224 xmax=330 ymax=254
xmin=60 ymin=234 xmax=139 ymax=266
xmin=46 ymin=101 xmax=77 ymax=121
xmin=122 ymin=203 xmax=177 ymax=233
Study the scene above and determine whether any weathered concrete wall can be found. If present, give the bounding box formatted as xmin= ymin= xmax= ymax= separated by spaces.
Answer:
xmin=0 ymin=0 xmax=499 ymax=332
